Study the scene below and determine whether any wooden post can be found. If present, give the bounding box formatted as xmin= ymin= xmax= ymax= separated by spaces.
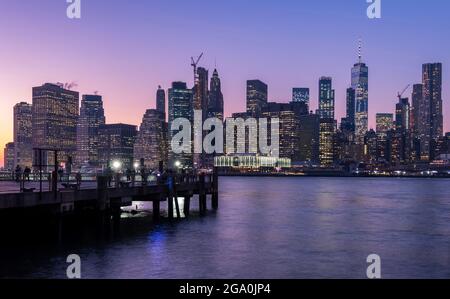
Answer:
xmin=168 ymin=191 xmax=174 ymax=220
xmin=167 ymin=175 xmax=174 ymax=220
xmin=53 ymin=151 xmax=58 ymax=198
xmin=199 ymin=173 xmax=206 ymax=215
xmin=153 ymin=196 xmax=161 ymax=222
xmin=97 ymin=176 xmax=109 ymax=211
xmin=183 ymin=196 xmax=191 ymax=218
xmin=174 ymin=176 xmax=181 ymax=218
xmin=212 ymin=167 xmax=219 ymax=210
xmin=51 ymin=171 xmax=58 ymax=193
xmin=153 ymin=176 xmax=164 ymax=222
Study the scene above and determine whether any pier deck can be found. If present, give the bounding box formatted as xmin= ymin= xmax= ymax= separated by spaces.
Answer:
xmin=0 ymin=173 xmax=219 ymax=221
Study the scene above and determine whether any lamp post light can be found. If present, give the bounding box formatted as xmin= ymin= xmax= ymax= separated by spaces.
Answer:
xmin=112 ymin=160 xmax=122 ymax=172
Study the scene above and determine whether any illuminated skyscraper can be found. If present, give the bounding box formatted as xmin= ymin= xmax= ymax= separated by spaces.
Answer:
xmin=192 ymin=67 xmax=209 ymax=168
xmin=318 ymin=77 xmax=335 ymax=167
xmin=421 ymin=63 xmax=443 ymax=160
xmin=168 ymin=81 xmax=193 ymax=168
xmin=193 ymin=67 xmax=209 ymax=117
xmin=410 ymin=84 xmax=423 ymax=137
xmin=134 ymin=109 xmax=168 ymax=170
xmin=292 ymin=88 xmax=310 ymax=111
xmin=299 ymin=113 xmax=320 ymax=163
xmin=13 ymin=102 xmax=33 ymax=168
xmin=207 ymin=69 xmax=224 ymax=120
xmin=156 ymin=85 xmax=166 ymax=119
xmin=364 ymin=129 xmax=378 ymax=163
xmin=376 ymin=113 xmax=394 ymax=162
xmin=345 ymin=87 xmax=356 ymax=133
xmin=76 ymin=94 xmax=105 ymax=167
xmin=32 ymin=83 xmax=79 ymax=165
xmin=4 ymin=142 xmax=15 ymax=171
xmin=395 ymin=98 xmax=410 ymax=131
xmin=262 ymin=103 xmax=300 ymax=160
xmin=98 ymin=124 xmax=137 ymax=169
xmin=134 ymin=87 xmax=168 ymax=170
xmin=351 ymin=42 xmax=369 ymax=144
xmin=376 ymin=113 xmax=394 ymax=136
xmin=246 ymin=80 xmax=268 ymax=117
xmin=410 ymin=84 xmax=423 ymax=160
xmin=318 ymin=77 xmax=335 ymax=120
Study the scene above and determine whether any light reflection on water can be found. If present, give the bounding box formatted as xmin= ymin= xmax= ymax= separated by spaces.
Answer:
xmin=0 ymin=177 xmax=449 ymax=278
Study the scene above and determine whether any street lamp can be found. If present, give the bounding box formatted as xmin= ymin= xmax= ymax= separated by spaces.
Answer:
xmin=174 ymin=161 xmax=181 ymax=168
xmin=112 ymin=160 xmax=122 ymax=171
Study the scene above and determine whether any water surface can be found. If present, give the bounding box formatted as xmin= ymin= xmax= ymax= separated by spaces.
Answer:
xmin=1 ymin=177 xmax=449 ymax=279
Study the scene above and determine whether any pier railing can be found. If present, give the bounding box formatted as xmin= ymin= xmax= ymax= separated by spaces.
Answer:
xmin=0 ymin=169 xmax=219 ymax=221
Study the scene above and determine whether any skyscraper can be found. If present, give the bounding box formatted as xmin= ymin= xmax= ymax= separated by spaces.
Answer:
xmin=411 ymin=84 xmax=423 ymax=137
xmin=376 ymin=113 xmax=394 ymax=135
xmin=98 ymin=124 xmax=137 ymax=169
xmin=262 ymin=103 xmax=300 ymax=160
xmin=192 ymin=67 xmax=209 ymax=168
xmin=156 ymin=85 xmax=166 ymax=118
xmin=292 ymin=88 xmax=310 ymax=111
xmin=318 ymin=77 xmax=335 ymax=167
xmin=318 ymin=77 xmax=335 ymax=120
xmin=298 ymin=113 xmax=320 ymax=163
xmin=351 ymin=43 xmax=369 ymax=144
xmin=376 ymin=113 xmax=394 ymax=162
xmin=13 ymin=102 xmax=33 ymax=168
xmin=4 ymin=142 xmax=15 ymax=171
xmin=345 ymin=87 xmax=356 ymax=133
xmin=410 ymin=84 xmax=423 ymax=160
xmin=204 ymin=69 xmax=225 ymax=168
xmin=207 ymin=69 xmax=224 ymax=120
xmin=364 ymin=129 xmax=378 ymax=163
xmin=246 ymin=80 xmax=268 ymax=117
xmin=32 ymin=83 xmax=79 ymax=166
xmin=134 ymin=109 xmax=168 ymax=170
xmin=193 ymin=67 xmax=209 ymax=118
xmin=421 ymin=63 xmax=443 ymax=160
xmin=395 ymin=97 xmax=411 ymax=163
xmin=168 ymin=81 xmax=194 ymax=168
xmin=76 ymin=94 xmax=106 ymax=167
xmin=395 ymin=98 xmax=410 ymax=131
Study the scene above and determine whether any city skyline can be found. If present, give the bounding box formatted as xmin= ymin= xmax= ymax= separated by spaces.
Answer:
xmin=1 ymin=0 xmax=450 ymax=166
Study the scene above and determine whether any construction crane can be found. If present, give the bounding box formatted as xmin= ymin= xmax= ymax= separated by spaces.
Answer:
xmin=191 ymin=52 xmax=204 ymax=83
xmin=398 ymin=84 xmax=411 ymax=100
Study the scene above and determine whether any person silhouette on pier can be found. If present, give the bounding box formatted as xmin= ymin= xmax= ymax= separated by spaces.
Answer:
xmin=75 ymin=172 xmax=82 ymax=188
xmin=24 ymin=167 xmax=31 ymax=182
xmin=14 ymin=165 xmax=22 ymax=182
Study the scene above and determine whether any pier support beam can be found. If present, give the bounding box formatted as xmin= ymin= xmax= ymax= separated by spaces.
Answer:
xmin=212 ymin=167 xmax=219 ymax=210
xmin=97 ymin=176 xmax=110 ymax=211
xmin=152 ymin=196 xmax=161 ymax=222
xmin=174 ymin=183 xmax=181 ymax=219
xmin=183 ymin=196 xmax=191 ymax=218
xmin=167 ymin=192 xmax=174 ymax=220
xmin=199 ymin=174 xmax=207 ymax=216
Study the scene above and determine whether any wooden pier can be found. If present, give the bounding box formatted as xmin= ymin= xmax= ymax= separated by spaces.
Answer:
xmin=0 ymin=171 xmax=219 ymax=221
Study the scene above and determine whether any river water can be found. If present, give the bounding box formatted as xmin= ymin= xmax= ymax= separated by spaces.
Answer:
xmin=1 ymin=177 xmax=449 ymax=278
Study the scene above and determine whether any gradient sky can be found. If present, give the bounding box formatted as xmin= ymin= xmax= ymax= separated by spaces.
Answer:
xmin=1 ymin=0 xmax=449 ymax=167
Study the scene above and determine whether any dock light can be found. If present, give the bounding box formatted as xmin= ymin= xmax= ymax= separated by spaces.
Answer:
xmin=112 ymin=160 xmax=122 ymax=171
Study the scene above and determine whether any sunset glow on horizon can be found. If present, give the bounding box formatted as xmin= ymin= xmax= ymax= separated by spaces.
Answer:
xmin=1 ymin=0 xmax=449 ymax=166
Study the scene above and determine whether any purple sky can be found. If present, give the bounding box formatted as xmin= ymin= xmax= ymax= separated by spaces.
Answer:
xmin=0 ymin=0 xmax=449 ymax=166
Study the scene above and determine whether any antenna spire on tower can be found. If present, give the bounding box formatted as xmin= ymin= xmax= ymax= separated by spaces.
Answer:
xmin=358 ymin=38 xmax=362 ymax=63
